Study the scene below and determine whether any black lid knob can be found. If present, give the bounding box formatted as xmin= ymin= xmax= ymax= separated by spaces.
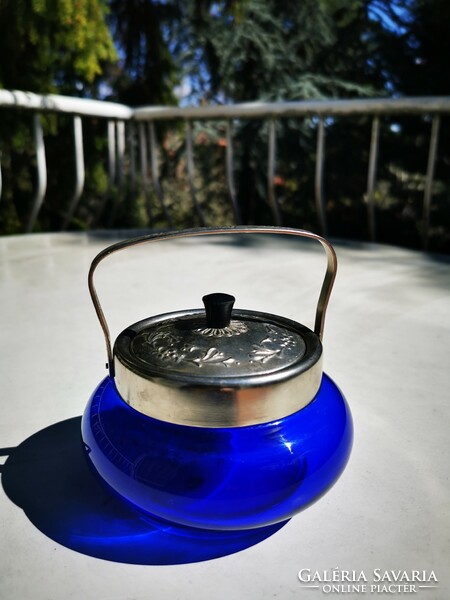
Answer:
xmin=202 ymin=293 xmax=235 ymax=328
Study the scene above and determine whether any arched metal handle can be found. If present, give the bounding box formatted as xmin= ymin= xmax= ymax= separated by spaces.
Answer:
xmin=88 ymin=226 xmax=337 ymax=375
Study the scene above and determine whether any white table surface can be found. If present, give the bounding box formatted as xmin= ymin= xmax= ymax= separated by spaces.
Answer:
xmin=0 ymin=230 xmax=449 ymax=600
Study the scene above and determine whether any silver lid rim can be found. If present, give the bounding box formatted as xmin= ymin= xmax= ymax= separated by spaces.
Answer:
xmin=113 ymin=308 xmax=323 ymax=427
xmin=114 ymin=353 xmax=323 ymax=428
xmin=114 ymin=308 xmax=322 ymax=388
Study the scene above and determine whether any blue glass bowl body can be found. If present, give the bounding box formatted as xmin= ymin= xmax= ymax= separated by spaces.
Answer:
xmin=82 ymin=374 xmax=352 ymax=531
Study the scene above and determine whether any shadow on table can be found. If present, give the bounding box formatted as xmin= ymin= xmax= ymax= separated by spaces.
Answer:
xmin=0 ymin=417 xmax=286 ymax=565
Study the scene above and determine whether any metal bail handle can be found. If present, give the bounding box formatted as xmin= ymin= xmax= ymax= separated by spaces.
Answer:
xmin=88 ymin=226 xmax=337 ymax=376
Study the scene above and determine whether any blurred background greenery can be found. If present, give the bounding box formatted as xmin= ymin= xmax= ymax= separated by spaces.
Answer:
xmin=0 ymin=0 xmax=449 ymax=252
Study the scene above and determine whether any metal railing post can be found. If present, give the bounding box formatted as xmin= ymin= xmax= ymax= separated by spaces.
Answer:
xmin=106 ymin=120 xmax=126 ymax=227
xmin=225 ymin=120 xmax=242 ymax=225
xmin=267 ymin=118 xmax=282 ymax=226
xmin=117 ymin=120 xmax=126 ymax=193
xmin=423 ymin=115 xmax=440 ymax=250
xmin=61 ymin=115 xmax=85 ymax=230
xmin=149 ymin=121 xmax=172 ymax=227
xmin=1 ymin=91 xmax=450 ymax=239
xmin=92 ymin=119 xmax=116 ymax=227
xmin=139 ymin=121 xmax=152 ymax=226
xmin=128 ymin=122 xmax=137 ymax=198
xmin=315 ymin=117 xmax=327 ymax=236
xmin=186 ymin=120 xmax=205 ymax=227
xmin=366 ymin=116 xmax=380 ymax=242
xmin=26 ymin=114 xmax=47 ymax=233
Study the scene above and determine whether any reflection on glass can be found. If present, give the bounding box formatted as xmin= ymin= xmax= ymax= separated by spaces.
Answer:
xmin=82 ymin=374 xmax=352 ymax=531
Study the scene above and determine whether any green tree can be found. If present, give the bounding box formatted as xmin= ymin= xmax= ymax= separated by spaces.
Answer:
xmin=163 ymin=0 xmax=380 ymax=226
xmin=107 ymin=0 xmax=179 ymax=105
xmin=0 ymin=0 xmax=116 ymax=93
xmin=359 ymin=0 xmax=450 ymax=250
xmin=178 ymin=0 xmax=374 ymax=102
xmin=0 ymin=0 xmax=117 ymax=233
xmin=1 ymin=0 xmax=449 ymax=250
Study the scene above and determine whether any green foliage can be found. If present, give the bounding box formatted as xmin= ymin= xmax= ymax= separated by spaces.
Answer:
xmin=0 ymin=0 xmax=449 ymax=252
xmin=0 ymin=0 xmax=116 ymax=92
xmin=107 ymin=0 xmax=180 ymax=105
xmin=0 ymin=0 xmax=117 ymax=233
xmin=172 ymin=0 xmax=374 ymax=102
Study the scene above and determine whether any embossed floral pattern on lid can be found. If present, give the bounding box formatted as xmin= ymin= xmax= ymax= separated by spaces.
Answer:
xmin=194 ymin=320 xmax=249 ymax=338
xmin=130 ymin=315 xmax=307 ymax=378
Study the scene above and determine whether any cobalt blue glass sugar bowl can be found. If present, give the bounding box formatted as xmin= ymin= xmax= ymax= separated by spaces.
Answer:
xmin=82 ymin=226 xmax=353 ymax=531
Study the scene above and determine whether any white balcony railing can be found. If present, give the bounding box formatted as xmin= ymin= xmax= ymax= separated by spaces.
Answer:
xmin=1 ymin=89 xmax=449 ymax=247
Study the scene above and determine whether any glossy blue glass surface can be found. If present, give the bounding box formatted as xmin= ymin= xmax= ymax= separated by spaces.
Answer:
xmin=82 ymin=374 xmax=352 ymax=531
xmin=2 ymin=417 xmax=288 ymax=565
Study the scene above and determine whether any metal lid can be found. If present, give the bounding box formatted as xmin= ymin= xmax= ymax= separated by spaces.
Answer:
xmin=88 ymin=227 xmax=337 ymax=427
xmin=113 ymin=295 xmax=323 ymax=427
xmin=118 ymin=293 xmax=316 ymax=379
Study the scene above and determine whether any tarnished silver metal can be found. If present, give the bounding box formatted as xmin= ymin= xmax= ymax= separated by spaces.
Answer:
xmin=88 ymin=226 xmax=337 ymax=427
xmin=115 ymin=355 xmax=323 ymax=428
xmin=113 ymin=307 xmax=323 ymax=427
